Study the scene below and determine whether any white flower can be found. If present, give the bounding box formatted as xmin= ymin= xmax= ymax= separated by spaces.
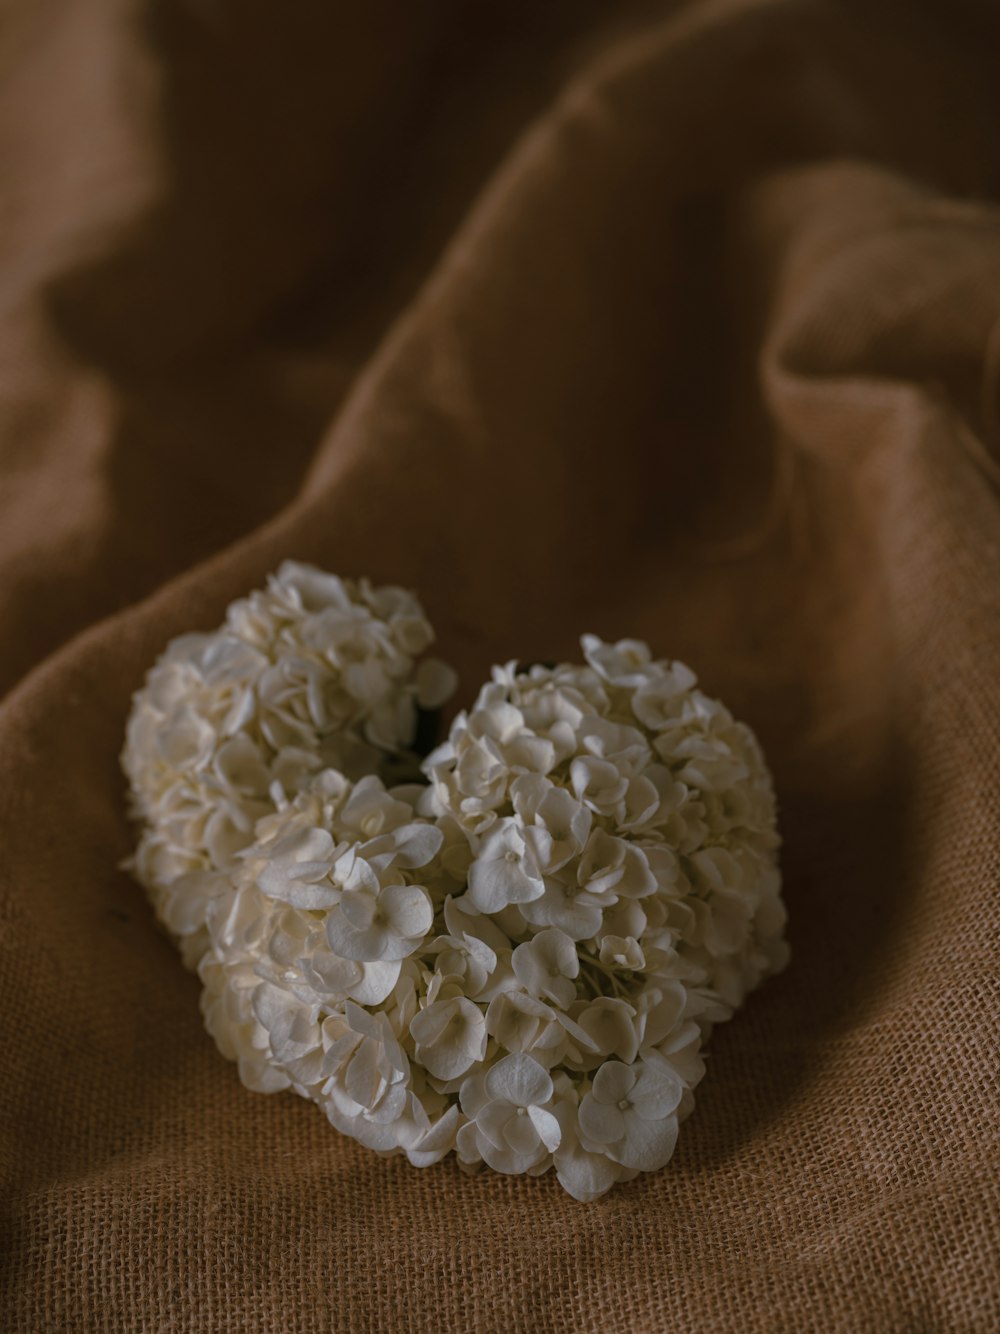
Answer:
xmin=511 ymin=928 xmax=579 ymax=1008
xmin=198 ymin=954 xmax=291 ymax=1094
xmin=425 ymin=900 xmax=507 ymax=1002
xmin=303 ymin=951 xmax=403 ymax=1007
xmin=409 ymin=991 xmax=488 ymax=1080
xmin=511 ymin=775 xmax=592 ymax=874
xmin=468 ymin=818 xmax=544 ymax=912
xmin=326 ymin=879 xmax=434 ymax=962
xmin=551 ymin=1082 xmax=635 ymax=1203
xmin=576 ymin=717 xmax=652 ymax=774
xmin=321 ymin=1002 xmax=414 ymax=1145
xmin=256 ymin=826 xmax=341 ymax=910
xmin=456 ymin=1054 xmax=561 ymax=1174
xmin=581 ymin=634 xmax=655 ymax=688
xmin=598 ymin=935 xmax=645 ymax=971
xmin=485 ymin=991 xmax=566 ymax=1065
xmin=404 ymin=1103 xmax=462 ymax=1167
xmin=573 ymin=997 xmax=640 ymax=1065
xmin=122 ymin=563 xmax=456 ymax=958
xmin=569 ymin=755 xmax=629 ymax=816
xmin=578 ymin=828 xmax=657 ymax=899
xmin=630 ymin=664 xmax=698 ymax=730
xmin=632 ymin=981 xmax=688 ymax=1053
xmin=336 ymin=775 xmax=416 ymax=841
xmin=252 ymin=981 xmax=325 ymax=1087
xmin=578 ymin=1056 xmax=683 ymax=1171
xmin=126 ymin=600 xmax=787 ymax=1202
xmin=518 ymin=873 xmax=605 ymax=941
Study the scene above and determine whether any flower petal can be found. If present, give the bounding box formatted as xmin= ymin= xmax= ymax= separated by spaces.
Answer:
xmin=348 ymin=960 xmax=402 ymax=1006
xmin=578 ymin=1095 xmax=625 ymax=1145
xmin=380 ymin=882 xmax=433 ymax=940
xmin=503 ymin=1109 xmax=543 ymax=1156
xmin=469 ymin=855 xmax=543 ymax=913
xmin=554 ymin=1146 xmax=622 ymax=1203
xmin=476 ymin=1099 xmax=513 ymax=1152
xmin=612 ymin=1111 xmax=679 ymax=1172
xmin=630 ymin=1059 xmax=685 ymax=1120
xmin=344 ymin=1041 xmax=382 ymax=1110
xmin=484 ymin=1052 xmax=553 ymax=1108
xmin=592 ymin=1060 xmax=637 ymax=1104
xmin=377 ymin=822 xmax=444 ymax=870
xmin=527 ymin=1105 xmax=562 ymax=1153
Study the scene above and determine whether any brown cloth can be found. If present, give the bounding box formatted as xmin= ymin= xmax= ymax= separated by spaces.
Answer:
xmin=2 ymin=1 xmax=999 ymax=1329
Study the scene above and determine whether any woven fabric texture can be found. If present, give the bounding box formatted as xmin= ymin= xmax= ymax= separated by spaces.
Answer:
xmin=1 ymin=1 xmax=998 ymax=1329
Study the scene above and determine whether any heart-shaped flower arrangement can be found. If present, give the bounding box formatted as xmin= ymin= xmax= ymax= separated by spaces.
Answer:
xmin=123 ymin=561 xmax=787 ymax=1200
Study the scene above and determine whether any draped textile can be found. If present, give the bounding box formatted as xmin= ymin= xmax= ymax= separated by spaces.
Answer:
xmin=2 ymin=1 xmax=998 ymax=1329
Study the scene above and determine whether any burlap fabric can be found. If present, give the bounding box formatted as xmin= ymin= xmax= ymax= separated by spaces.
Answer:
xmin=2 ymin=1 xmax=998 ymax=1329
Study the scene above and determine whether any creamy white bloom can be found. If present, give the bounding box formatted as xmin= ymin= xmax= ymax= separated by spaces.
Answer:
xmin=409 ymin=990 xmax=488 ymax=1080
xmin=326 ymin=879 xmax=435 ymax=962
xmin=511 ymin=928 xmax=579 ymax=1009
xmin=467 ymin=818 xmax=545 ymax=913
xmin=122 ymin=563 xmax=455 ymax=953
xmin=578 ymin=1056 xmax=683 ymax=1171
xmin=126 ymin=597 xmax=787 ymax=1201
xmin=551 ymin=1078 xmax=636 ymax=1202
xmin=511 ymin=774 xmax=592 ymax=874
xmin=456 ymin=1054 xmax=561 ymax=1174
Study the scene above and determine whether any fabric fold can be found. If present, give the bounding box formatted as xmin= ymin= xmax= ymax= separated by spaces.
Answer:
xmin=1 ymin=1 xmax=998 ymax=1329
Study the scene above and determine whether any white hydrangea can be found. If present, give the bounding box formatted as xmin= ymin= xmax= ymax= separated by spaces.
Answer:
xmin=125 ymin=579 xmax=788 ymax=1201
xmin=121 ymin=557 xmax=789 ymax=1205
xmin=121 ymin=563 xmax=455 ymax=961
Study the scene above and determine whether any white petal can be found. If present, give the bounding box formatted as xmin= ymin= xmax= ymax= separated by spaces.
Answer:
xmin=478 ymin=1137 xmax=549 ymax=1177
xmin=444 ymin=896 xmax=514 ymax=954
xmin=238 ymin=1055 xmax=290 ymax=1094
xmin=348 ymin=960 xmax=402 ymax=1006
xmin=613 ymin=1111 xmax=679 ymax=1172
xmin=510 ymin=943 xmax=547 ymax=996
xmin=554 ymin=1010 xmax=601 ymax=1053
xmin=458 ymin=1070 xmax=491 ymax=1119
xmin=578 ymin=1095 xmax=625 ymax=1145
xmin=592 ymin=1060 xmax=637 ymax=1104
xmin=577 ymin=999 xmax=639 ymax=1063
xmin=485 ymin=991 xmax=554 ymax=1053
xmin=344 ymin=1041 xmax=382 ymax=1109
xmin=455 ymin=1120 xmax=484 ymax=1165
xmin=326 ymin=912 xmax=391 ymax=962
xmin=498 ymin=1109 xmax=538 ymax=1156
xmin=468 ymin=855 xmax=543 ymax=913
xmin=338 ymin=889 xmax=378 ymax=930
xmin=261 ymin=878 xmax=340 ymax=911
xmin=380 ymin=883 xmax=433 ymax=940
xmin=343 ymin=1000 xmax=382 ymax=1040
xmin=251 ymin=981 xmax=293 ymax=1033
xmin=630 ymin=1059 xmax=684 ymax=1119
xmin=378 ymin=822 xmax=444 ymax=870
xmin=527 ymin=1105 xmax=562 ymax=1153
xmin=416 ymin=658 xmax=459 ymax=709
xmin=271 ymin=826 xmax=337 ymax=865
xmin=539 ymin=927 xmax=580 ymax=978
xmin=554 ymin=1148 xmax=622 ymax=1203
xmin=409 ymin=1000 xmax=455 ymax=1048
xmin=509 ymin=773 xmax=548 ymax=822
xmin=616 ymin=844 xmax=657 ymax=898
xmin=407 ymin=1105 xmax=461 ymax=1167
xmin=476 ymin=1100 xmax=514 ymax=1152
xmin=303 ymin=953 xmax=361 ymax=997
xmin=484 ymin=1053 xmax=552 ymax=1108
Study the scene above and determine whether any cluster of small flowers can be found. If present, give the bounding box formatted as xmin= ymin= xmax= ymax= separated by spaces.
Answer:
xmin=125 ymin=578 xmax=787 ymax=1200
xmin=121 ymin=562 xmax=455 ymax=965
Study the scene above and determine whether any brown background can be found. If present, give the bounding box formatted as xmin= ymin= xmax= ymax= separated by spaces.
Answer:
xmin=1 ymin=1 xmax=998 ymax=1330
